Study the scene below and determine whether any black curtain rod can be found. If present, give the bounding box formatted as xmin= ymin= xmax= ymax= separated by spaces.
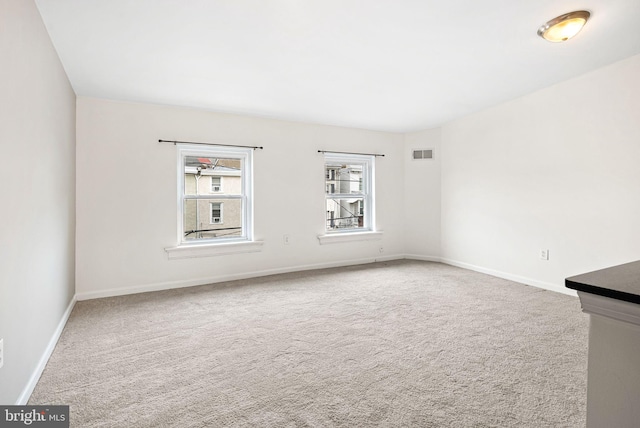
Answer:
xmin=159 ymin=139 xmax=263 ymax=150
xmin=318 ymin=150 xmax=384 ymax=157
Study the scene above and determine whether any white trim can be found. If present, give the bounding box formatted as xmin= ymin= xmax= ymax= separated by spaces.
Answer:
xmin=178 ymin=145 xmax=252 ymax=245
xmin=404 ymin=254 xmax=442 ymax=263
xmin=578 ymin=291 xmax=640 ymax=326
xmin=16 ymin=295 xmax=77 ymax=405
xmin=324 ymin=153 xmax=374 ymax=233
xmin=439 ymin=257 xmax=577 ymax=297
xmin=74 ymin=254 xmax=577 ymax=302
xmin=318 ymin=231 xmax=383 ymax=245
xmin=165 ymin=240 xmax=263 ymax=260
xmin=74 ymin=252 xmax=580 ymax=309
xmin=76 ymin=253 xmax=406 ymax=301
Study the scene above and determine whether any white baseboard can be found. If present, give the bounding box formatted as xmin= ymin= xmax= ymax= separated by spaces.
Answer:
xmin=76 ymin=254 xmax=406 ymax=301
xmin=16 ymin=295 xmax=77 ymax=405
xmin=403 ymin=254 xmax=442 ymax=263
xmin=439 ymin=257 xmax=577 ymax=297
xmin=76 ymin=254 xmax=576 ymax=300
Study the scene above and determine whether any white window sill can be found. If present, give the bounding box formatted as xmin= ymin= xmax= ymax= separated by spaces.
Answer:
xmin=165 ymin=241 xmax=264 ymax=260
xmin=317 ymin=231 xmax=383 ymax=245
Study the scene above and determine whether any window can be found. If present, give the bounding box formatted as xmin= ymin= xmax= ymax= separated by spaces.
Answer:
xmin=324 ymin=153 xmax=374 ymax=233
xmin=210 ymin=202 xmax=223 ymax=224
xmin=326 ymin=168 xmax=336 ymax=180
xmin=211 ymin=176 xmax=222 ymax=192
xmin=178 ymin=145 xmax=252 ymax=244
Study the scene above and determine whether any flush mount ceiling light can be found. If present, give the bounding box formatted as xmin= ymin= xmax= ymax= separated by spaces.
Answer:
xmin=537 ymin=10 xmax=591 ymax=43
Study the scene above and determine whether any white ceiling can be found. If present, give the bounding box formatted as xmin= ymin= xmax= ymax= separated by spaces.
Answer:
xmin=35 ymin=0 xmax=640 ymax=132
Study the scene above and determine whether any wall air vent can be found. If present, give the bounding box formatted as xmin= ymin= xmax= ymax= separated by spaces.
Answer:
xmin=412 ymin=149 xmax=434 ymax=160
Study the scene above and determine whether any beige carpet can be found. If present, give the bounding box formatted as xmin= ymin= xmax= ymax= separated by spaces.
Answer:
xmin=29 ymin=260 xmax=588 ymax=427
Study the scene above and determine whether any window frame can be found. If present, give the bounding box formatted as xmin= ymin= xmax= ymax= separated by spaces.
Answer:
xmin=323 ymin=153 xmax=375 ymax=234
xmin=177 ymin=145 xmax=253 ymax=246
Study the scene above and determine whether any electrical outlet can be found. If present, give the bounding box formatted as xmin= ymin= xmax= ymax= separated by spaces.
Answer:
xmin=0 ymin=338 xmax=4 ymax=369
xmin=379 ymin=247 xmax=384 ymax=254
xmin=540 ymin=249 xmax=549 ymax=261
xmin=283 ymin=234 xmax=290 ymax=245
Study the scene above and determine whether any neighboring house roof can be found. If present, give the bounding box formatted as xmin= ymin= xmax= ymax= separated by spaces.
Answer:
xmin=184 ymin=166 xmax=241 ymax=176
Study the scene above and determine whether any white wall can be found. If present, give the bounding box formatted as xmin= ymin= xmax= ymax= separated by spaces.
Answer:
xmin=6 ymin=0 xmax=639 ymax=403
xmin=75 ymin=98 xmax=405 ymax=298
xmin=403 ymin=128 xmax=441 ymax=258
xmin=440 ymin=53 xmax=640 ymax=293
xmin=0 ymin=0 xmax=76 ymax=404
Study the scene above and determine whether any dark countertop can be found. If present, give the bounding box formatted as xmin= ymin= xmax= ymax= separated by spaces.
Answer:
xmin=566 ymin=260 xmax=640 ymax=305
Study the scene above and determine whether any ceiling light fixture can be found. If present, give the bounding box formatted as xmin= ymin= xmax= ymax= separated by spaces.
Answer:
xmin=537 ymin=10 xmax=591 ymax=43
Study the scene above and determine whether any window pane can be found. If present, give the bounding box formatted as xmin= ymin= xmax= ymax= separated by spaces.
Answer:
xmin=183 ymin=198 xmax=242 ymax=240
xmin=326 ymin=198 xmax=365 ymax=230
xmin=184 ymin=156 xmax=242 ymax=196
xmin=325 ymin=163 xmax=363 ymax=194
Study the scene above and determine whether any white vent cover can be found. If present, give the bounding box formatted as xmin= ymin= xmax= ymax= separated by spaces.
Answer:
xmin=412 ymin=149 xmax=434 ymax=160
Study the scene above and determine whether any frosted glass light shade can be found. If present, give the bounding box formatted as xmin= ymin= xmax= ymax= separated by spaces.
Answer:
xmin=538 ymin=11 xmax=590 ymax=43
